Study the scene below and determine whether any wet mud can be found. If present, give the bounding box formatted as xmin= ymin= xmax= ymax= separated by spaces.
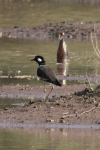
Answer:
xmin=0 ymin=83 xmax=100 ymax=126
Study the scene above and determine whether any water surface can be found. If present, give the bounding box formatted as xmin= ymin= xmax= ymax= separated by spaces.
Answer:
xmin=0 ymin=126 xmax=100 ymax=150
xmin=0 ymin=38 xmax=99 ymax=78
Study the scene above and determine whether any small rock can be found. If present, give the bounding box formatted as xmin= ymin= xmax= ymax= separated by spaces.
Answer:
xmin=46 ymin=119 xmax=54 ymax=122
xmin=59 ymin=118 xmax=65 ymax=123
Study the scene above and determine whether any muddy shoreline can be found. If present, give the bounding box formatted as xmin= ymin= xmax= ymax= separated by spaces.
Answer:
xmin=0 ymin=22 xmax=100 ymax=127
xmin=0 ymin=21 xmax=100 ymax=40
xmin=0 ymin=83 xmax=100 ymax=126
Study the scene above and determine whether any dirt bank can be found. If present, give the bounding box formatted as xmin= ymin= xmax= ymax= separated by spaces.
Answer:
xmin=0 ymin=83 xmax=100 ymax=126
xmin=0 ymin=21 xmax=100 ymax=40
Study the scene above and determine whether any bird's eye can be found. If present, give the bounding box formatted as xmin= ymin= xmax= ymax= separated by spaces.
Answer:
xmin=38 ymin=58 xmax=42 ymax=62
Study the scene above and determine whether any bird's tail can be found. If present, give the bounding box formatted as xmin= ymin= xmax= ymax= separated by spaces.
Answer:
xmin=55 ymin=80 xmax=62 ymax=87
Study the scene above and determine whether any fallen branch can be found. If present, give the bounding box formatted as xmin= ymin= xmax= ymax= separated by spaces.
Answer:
xmin=62 ymin=103 xmax=100 ymax=118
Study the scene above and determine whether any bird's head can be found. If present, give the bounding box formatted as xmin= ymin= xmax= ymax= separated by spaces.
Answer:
xmin=31 ymin=55 xmax=45 ymax=66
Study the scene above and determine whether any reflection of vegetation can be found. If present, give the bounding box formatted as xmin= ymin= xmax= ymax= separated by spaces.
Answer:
xmin=69 ymin=41 xmax=100 ymax=75
xmin=0 ymin=127 xmax=99 ymax=150
xmin=1 ymin=0 xmax=100 ymax=29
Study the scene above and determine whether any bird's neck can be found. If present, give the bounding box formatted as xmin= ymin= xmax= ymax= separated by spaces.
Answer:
xmin=39 ymin=62 xmax=45 ymax=66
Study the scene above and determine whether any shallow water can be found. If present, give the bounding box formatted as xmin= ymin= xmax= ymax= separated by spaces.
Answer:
xmin=0 ymin=38 xmax=100 ymax=85
xmin=0 ymin=0 xmax=100 ymax=86
xmin=0 ymin=98 xmax=30 ymax=109
xmin=0 ymin=126 xmax=100 ymax=150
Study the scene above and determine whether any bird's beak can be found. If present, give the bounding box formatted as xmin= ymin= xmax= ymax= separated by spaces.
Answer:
xmin=31 ymin=58 xmax=35 ymax=61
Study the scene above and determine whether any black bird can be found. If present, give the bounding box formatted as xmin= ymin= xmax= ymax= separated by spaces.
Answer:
xmin=31 ymin=55 xmax=62 ymax=99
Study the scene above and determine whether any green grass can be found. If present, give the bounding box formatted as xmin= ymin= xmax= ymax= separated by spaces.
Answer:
xmin=0 ymin=0 xmax=100 ymax=29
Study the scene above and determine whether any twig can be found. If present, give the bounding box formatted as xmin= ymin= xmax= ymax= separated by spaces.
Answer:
xmin=91 ymin=32 xmax=100 ymax=58
xmin=91 ymin=24 xmax=100 ymax=58
xmin=94 ymin=24 xmax=100 ymax=56
xmin=85 ymin=72 xmax=94 ymax=91
xmin=62 ymin=103 xmax=100 ymax=118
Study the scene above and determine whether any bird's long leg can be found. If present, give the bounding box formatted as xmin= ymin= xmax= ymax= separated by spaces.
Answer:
xmin=46 ymin=84 xmax=54 ymax=99
xmin=44 ymin=82 xmax=46 ymax=101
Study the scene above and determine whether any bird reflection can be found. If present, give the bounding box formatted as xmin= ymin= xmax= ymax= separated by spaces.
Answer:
xmin=57 ymin=32 xmax=69 ymax=85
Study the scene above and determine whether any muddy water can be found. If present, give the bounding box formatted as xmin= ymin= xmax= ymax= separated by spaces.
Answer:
xmin=0 ymin=126 xmax=100 ymax=150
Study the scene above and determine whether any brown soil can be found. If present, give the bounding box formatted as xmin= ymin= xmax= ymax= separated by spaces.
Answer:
xmin=0 ymin=83 xmax=100 ymax=126
xmin=1 ymin=21 xmax=100 ymax=40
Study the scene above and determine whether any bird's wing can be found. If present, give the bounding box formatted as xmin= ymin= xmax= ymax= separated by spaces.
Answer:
xmin=37 ymin=65 xmax=57 ymax=83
